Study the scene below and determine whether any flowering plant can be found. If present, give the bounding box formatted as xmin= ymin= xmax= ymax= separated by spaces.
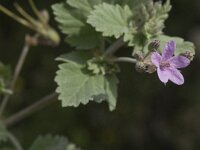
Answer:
xmin=0 ymin=0 xmax=196 ymax=149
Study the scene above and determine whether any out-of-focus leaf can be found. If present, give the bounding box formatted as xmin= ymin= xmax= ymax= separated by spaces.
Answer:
xmin=29 ymin=135 xmax=81 ymax=150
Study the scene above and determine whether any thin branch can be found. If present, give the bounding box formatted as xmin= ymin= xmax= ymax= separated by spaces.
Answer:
xmin=5 ymin=92 xmax=58 ymax=127
xmin=8 ymin=132 xmax=24 ymax=150
xmin=103 ymin=37 xmax=125 ymax=57
xmin=0 ymin=5 xmax=34 ymax=29
xmin=0 ymin=43 xmax=30 ymax=116
xmin=111 ymin=57 xmax=137 ymax=64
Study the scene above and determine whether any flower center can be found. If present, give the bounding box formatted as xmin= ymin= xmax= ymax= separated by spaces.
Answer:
xmin=159 ymin=61 xmax=170 ymax=69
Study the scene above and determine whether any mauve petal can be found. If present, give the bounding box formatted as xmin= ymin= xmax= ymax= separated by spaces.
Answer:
xmin=151 ymin=52 xmax=162 ymax=67
xmin=167 ymin=67 xmax=184 ymax=85
xmin=157 ymin=68 xmax=169 ymax=84
xmin=169 ymin=56 xmax=190 ymax=68
xmin=162 ymin=41 xmax=176 ymax=61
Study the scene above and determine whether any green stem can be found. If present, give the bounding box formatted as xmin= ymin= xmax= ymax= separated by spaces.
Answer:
xmin=103 ymin=37 xmax=125 ymax=57
xmin=8 ymin=132 xmax=24 ymax=150
xmin=111 ymin=57 xmax=137 ymax=64
xmin=0 ymin=43 xmax=30 ymax=116
xmin=0 ymin=5 xmax=33 ymax=29
xmin=14 ymin=3 xmax=40 ymax=27
xmin=28 ymin=0 xmax=46 ymax=24
xmin=5 ymin=93 xmax=58 ymax=127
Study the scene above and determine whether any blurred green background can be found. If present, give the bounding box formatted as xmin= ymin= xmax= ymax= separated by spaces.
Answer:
xmin=1 ymin=0 xmax=200 ymax=150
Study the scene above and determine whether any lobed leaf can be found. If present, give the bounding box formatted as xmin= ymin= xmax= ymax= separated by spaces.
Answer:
xmin=87 ymin=3 xmax=133 ymax=38
xmin=52 ymin=2 xmax=101 ymax=49
xmin=55 ymin=51 xmax=119 ymax=110
xmin=29 ymin=135 xmax=80 ymax=150
xmin=55 ymin=62 xmax=106 ymax=107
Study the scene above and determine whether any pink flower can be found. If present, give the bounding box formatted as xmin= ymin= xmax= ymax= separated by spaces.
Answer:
xmin=151 ymin=40 xmax=190 ymax=85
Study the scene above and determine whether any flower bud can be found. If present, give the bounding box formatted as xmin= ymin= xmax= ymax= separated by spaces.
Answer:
xmin=181 ymin=51 xmax=194 ymax=60
xmin=135 ymin=61 xmax=146 ymax=73
xmin=148 ymin=40 xmax=160 ymax=51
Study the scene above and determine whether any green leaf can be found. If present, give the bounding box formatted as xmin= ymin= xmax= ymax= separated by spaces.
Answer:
xmin=56 ymin=51 xmax=92 ymax=66
xmin=87 ymin=3 xmax=133 ymax=38
xmin=0 ymin=121 xmax=8 ymax=142
xmin=142 ymin=0 xmax=172 ymax=38
xmin=55 ymin=51 xmax=119 ymax=110
xmin=29 ymin=135 xmax=80 ymax=150
xmin=105 ymin=75 xmax=119 ymax=111
xmin=55 ymin=63 xmax=106 ymax=107
xmin=66 ymin=26 xmax=101 ymax=50
xmin=52 ymin=3 xmax=101 ymax=49
xmin=67 ymin=0 xmax=93 ymax=16
xmin=144 ymin=35 xmax=195 ymax=56
xmin=52 ymin=3 xmax=85 ymax=35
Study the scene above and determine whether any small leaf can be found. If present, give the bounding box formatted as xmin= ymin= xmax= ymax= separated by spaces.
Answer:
xmin=87 ymin=3 xmax=133 ymax=38
xmin=29 ymin=135 xmax=81 ymax=150
xmin=105 ymin=75 xmax=119 ymax=111
xmin=142 ymin=0 xmax=172 ymax=38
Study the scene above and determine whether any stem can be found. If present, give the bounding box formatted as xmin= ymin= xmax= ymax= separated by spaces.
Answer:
xmin=103 ymin=37 xmax=125 ymax=57
xmin=0 ymin=43 xmax=30 ymax=116
xmin=8 ymin=132 xmax=23 ymax=150
xmin=14 ymin=3 xmax=39 ymax=27
xmin=111 ymin=57 xmax=137 ymax=64
xmin=29 ymin=0 xmax=46 ymax=24
xmin=5 ymin=93 xmax=58 ymax=127
xmin=0 ymin=5 xmax=33 ymax=29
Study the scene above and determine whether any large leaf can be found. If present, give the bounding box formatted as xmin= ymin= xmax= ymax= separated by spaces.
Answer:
xmin=55 ymin=52 xmax=119 ymax=110
xmin=55 ymin=63 xmax=106 ymax=107
xmin=29 ymin=135 xmax=80 ymax=150
xmin=87 ymin=3 xmax=133 ymax=38
xmin=52 ymin=2 xmax=101 ymax=49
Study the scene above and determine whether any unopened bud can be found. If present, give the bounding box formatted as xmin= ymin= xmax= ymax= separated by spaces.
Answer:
xmin=148 ymin=40 xmax=160 ymax=51
xmin=135 ymin=61 xmax=146 ymax=73
xmin=181 ymin=51 xmax=194 ymax=60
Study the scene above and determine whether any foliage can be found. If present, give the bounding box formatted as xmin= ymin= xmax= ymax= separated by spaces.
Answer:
xmin=52 ymin=0 xmax=195 ymax=111
xmin=0 ymin=0 xmax=198 ymax=149
xmin=29 ymin=135 xmax=80 ymax=150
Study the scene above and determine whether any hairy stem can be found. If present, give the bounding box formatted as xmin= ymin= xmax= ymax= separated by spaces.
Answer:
xmin=104 ymin=37 xmax=125 ymax=57
xmin=0 ymin=43 xmax=30 ymax=116
xmin=8 ymin=132 xmax=24 ymax=150
xmin=5 ymin=93 xmax=58 ymax=127
xmin=111 ymin=57 xmax=137 ymax=64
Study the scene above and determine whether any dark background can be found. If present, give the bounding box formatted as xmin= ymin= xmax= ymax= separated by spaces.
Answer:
xmin=1 ymin=0 xmax=200 ymax=150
